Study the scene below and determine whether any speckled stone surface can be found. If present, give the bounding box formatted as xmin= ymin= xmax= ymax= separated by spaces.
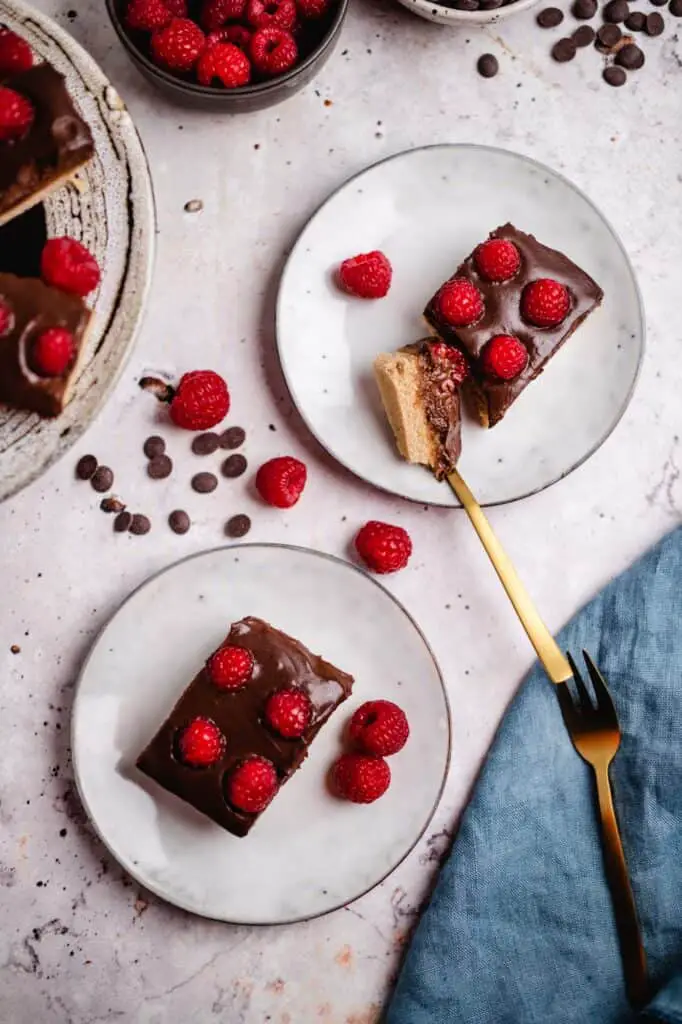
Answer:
xmin=0 ymin=1 xmax=680 ymax=1021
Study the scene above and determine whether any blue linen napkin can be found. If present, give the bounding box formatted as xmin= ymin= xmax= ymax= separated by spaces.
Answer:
xmin=386 ymin=526 xmax=682 ymax=1024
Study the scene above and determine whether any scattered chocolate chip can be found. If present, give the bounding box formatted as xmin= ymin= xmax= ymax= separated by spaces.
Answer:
xmin=225 ymin=514 xmax=251 ymax=539
xmin=191 ymin=432 xmax=220 ymax=456
xmin=143 ymin=435 xmax=165 ymax=459
xmin=625 ymin=10 xmax=646 ymax=28
xmin=645 ymin=10 xmax=665 ymax=31
xmin=76 ymin=454 xmax=98 ymax=480
xmin=91 ymin=466 xmax=114 ymax=493
xmin=114 ymin=511 xmax=132 ymax=532
xmin=603 ymin=65 xmax=627 ymax=84
xmin=597 ymin=22 xmax=622 ymax=46
xmin=671 ymin=0 xmax=682 ymax=16
xmin=477 ymin=53 xmax=499 ymax=77
xmin=147 ymin=454 xmax=174 ymax=480
xmin=219 ymin=426 xmax=246 ymax=450
xmin=184 ymin=199 xmax=203 ymax=213
xmin=169 ymin=510 xmax=191 ymax=534
xmin=221 ymin=454 xmax=247 ymax=479
xmin=572 ymin=0 xmax=597 ymax=17
xmin=100 ymin=496 xmax=126 ymax=514
xmin=537 ymin=6 xmax=564 ymax=25
xmin=129 ymin=514 xmax=151 ymax=535
xmin=650 ymin=0 xmax=667 ymax=6
xmin=604 ymin=0 xmax=629 ymax=20
xmin=138 ymin=376 xmax=173 ymax=401
xmin=552 ymin=37 xmax=578 ymax=60
xmin=191 ymin=472 xmax=218 ymax=494
xmin=616 ymin=41 xmax=645 ymax=66
xmin=573 ymin=23 xmax=596 ymax=43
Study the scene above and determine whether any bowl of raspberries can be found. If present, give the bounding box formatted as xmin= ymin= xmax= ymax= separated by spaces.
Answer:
xmin=106 ymin=0 xmax=348 ymax=110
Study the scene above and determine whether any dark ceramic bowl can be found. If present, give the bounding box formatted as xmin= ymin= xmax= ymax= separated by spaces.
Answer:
xmin=106 ymin=0 xmax=348 ymax=112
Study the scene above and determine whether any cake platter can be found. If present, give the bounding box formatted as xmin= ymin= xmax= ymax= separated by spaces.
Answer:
xmin=276 ymin=144 xmax=644 ymax=507
xmin=0 ymin=0 xmax=155 ymax=502
xmin=72 ymin=544 xmax=451 ymax=925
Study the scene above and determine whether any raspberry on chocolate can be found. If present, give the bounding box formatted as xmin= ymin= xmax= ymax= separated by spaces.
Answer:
xmin=255 ymin=456 xmax=307 ymax=508
xmin=331 ymin=753 xmax=391 ymax=804
xmin=264 ymin=687 xmax=312 ymax=738
xmin=474 ymin=238 xmax=521 ymax=283
xmin=355 ymin=521 xmax=412 ymax=575
xmin=521 ymin=278 xmax=571 ymax=328
xmin=31 ymin=327 xmax=75 ymax=378
xmin=150 ymin=17 xmax=206 ymax=72
xmin=348 ymin=700 xmax=409 ymax=757
xmin=247 ymin=0 xmax=297 ymax=30
xmin=225 ymin=755 xmax=278 ymax=813
xmin=170 ymin=370 xmax=230 ymax=430
xmin=41 ymin=238 xmax=101 ymax=298
xmin=201 ymin=0 xmax=248 ymax=29
xmin=197 ymin=42 xmax=251 ymax=86
xmin=0 ymin=86 xmax=34 ymax=143
xmin=481 ymin=335 xmax=529 ymax=381
xmin=338 ymin=250 xmax=392 ymax=300
xmin=436 ymin=278 xmax=484 ymax=328
xmin=0 ymin=28 xmax=33 ymax=75
xmin=207 ymin=645 xmax=255 ymax=690
xmin=0 ymin=299 xmax=14 ymax=338
xmin=249 ymin=26 xmax=298 ymax=76
xmin=176 ymin=717 xmax=225 ymax=767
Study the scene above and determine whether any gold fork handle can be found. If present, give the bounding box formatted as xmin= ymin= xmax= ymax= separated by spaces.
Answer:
xmin=594 ymin=765 xmax=649 ymax=1007
xmin=448 ymin=471 xmax=572 ymax=685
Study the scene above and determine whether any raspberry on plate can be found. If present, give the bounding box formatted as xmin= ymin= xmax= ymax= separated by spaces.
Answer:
xmin=296 ymin=0 xmax=329 ymax=17
xmin=481 ymin=335 xmax=528 ymax=381
xmin=41 ymin=238 xmax=101 ymax=298
xmin=265 ymin=687 xmax=313 ymax=738
xmin=355 ymin=521 xmax=412 ymax=575
xmin=201 ymin=0 xmax=248 ymax=29
xmin=150 ymin=17 xmax=206 ymax=72
xmin=197 ymin=42 xmax=251 ymax=86
xmin=331 ymin=753 xmax=391 ymax=804
xmin=429 ymin=341 xmax=470 ymax=385
xmin=348 ymin=700 xmax=409 ymax=757
xmin=521 ymin=278 xmax=571 ymax=328
xmin=256 ymin=456 xmax=307 ymax=508
xmin=126 ymin=0 xmax=173 ymax=31
xmin=225 ymin=755 xmax=278 ymax=813
xmin=208 ymin=25 xmax=252 ymax=50
xmin=176 ymin=717 xmax=225 ymax=767
xmin=474 ymin=238 xmax=521 ymax=283
xmin=207 ymin=645 xmax=255 ymax=690
xmin=31 ymin=327 xmax=75 ymax=378
xmin=169 ymin=370 xmax=230 ymax=430
xmin=338 ymin=250 xmax=392 ymax=299
xmin=0 ymin=28 xmax=33 ymax=75
xmin=247 ymin=0 xmax=297 ymax=29
xmin=436 ymin=277 xmax=484 ymax=328
xmin=249 ymin=26 xmax=298 ymax=75
xmin=0 ymin=86 xmax=34 ymax=143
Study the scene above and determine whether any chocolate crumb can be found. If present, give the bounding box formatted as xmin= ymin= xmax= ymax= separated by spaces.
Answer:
xmin=552 ymin=37 xmax=578 ymax=60
xmin=114 ymin=511 xmax=132 ymax=533
xmin=645 ymin=10 xmax=664 ymax=32
xmin=100 ymin=496 xmax=126 ymax=514
xmin=477 ymin=53 xmax=499 ymax=77
xmin=143 ymin=435 xmax=165 ymax=459
xmin=192 ymin=433 xmax=220 ymax=456
xmin=10 ymin=644 xmax=20 ymax=654
xmin=147 ymin=454 xmax=173 ymax=480
xmin=129 ymin=514 xmax=151 ymax=535
xmin=91 ymin=466 xmax=114 ymax=493
xmin=225 ymin=514 xmax=251 ymax=538
xmin=537 ymin=6 xmax=564 ymax=25
xmin=221 ymin=454 xmax=247 ymax=478
xmin=191 ymin=472 xmax=218 ymax=494
xmin=139 ymin=376 xmax=173 ymax=401
xmin=76 ymin=454 xmax=98 ymax=480
xmin=184 ymin=199 xmax=203 ymax=213
xmin=169 ymin=510 xmax=191 ymax=534
xmin=573 ymin=24 xmax=596 ymax=43
xmin=219 ymin=426 xmax=246 ymax=450
xmin=603 ymin=65 xmax=627 ymax=84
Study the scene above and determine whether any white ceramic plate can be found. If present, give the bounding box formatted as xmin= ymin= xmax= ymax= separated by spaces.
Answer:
xmin=0 ymin=0 xmax=155 ymax=502
xmin=277 ymin=145 xmax=644 ymax=507
xmin=72 ymin=545 xmax=450 ymax=924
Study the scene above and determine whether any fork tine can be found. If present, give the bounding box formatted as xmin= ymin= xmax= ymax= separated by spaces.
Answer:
xmin=567 ymin=651 xmax=593 ymax=711
xmin=555 ymin=680 xmax=578 ymax=730
xmin=582 ymin=650 xmax=617 ymax=717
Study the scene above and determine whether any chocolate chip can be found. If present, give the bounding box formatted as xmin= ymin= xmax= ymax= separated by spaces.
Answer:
xmin=221 ymin=454 xmax=247 ymax=478
xmin=604 ymin=0 xmax=629 ymax=20
xmin=225 ymin=514 xmax=251 ymax=539
xmin=616 ymin=41 xmax=645 ymax=66
xmin=597 ymin=22 xmax=622 ymax=46
xmin=477 ymin=54 xmax=499 ymax=77
xmin=91 ymin=466 xmax=113 ymax=493
xmin=551 ymin=37 xmax=578 ymax=60
xmin=129 ymin=514 xmax=151 ymax=535
xmin=537 ymin=6 xmax=564 ymax=25
xmin=100 ymin=496 xmax=126 ymax=514
xmin=219 ymin=426 xmax=246 ymax=450
xmin=573 ymin=24 xmax=596 ymax=43
xmin=625 ymin=10 xmax=646 ymax=28
xmin=645 ymin=10 xmax=665 ymax=31
xmin=143 ymin=435 xmax=165 ymax=459
xmin=191 ymin=472 xmax=218 ymax=493
xmin=114 ymin=511 xmax=132 ymax=532
xmin=671 ymin=0 xmax=682 ymax=17
xmin=650 ymin=0 xmax=667 ymax=6
xmin=76 ymin=454 xmax=98 ymax=480
xmin=169 ymin=510 xmax=190 ymax=534
xmin=147 ymin=454 xmax=173 ymax=480
xmin=603 ymin=65 xmax=627 ymax=84
xmin=191 ymin=432 xmax=220 ymax=456
xmin=572 ymin=0 xmax=597 ymax=17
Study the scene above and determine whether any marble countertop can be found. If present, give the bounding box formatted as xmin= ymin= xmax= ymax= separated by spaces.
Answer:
xmin=1 ymin=0 xmax=680 ymax=1020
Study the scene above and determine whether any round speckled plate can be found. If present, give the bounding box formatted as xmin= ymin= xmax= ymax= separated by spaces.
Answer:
xmin=276 ymin=145 xmax=644 ymax=507
xmin=72 ymin=545 xmax=451 ymax=925
xmin=0 ymin=0 xmax=155 ymax=502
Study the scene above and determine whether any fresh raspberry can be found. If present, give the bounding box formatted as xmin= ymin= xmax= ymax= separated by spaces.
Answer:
xmin=264 ymin=687 xmax=312 ymax=738
xmin=338 ymin=250 xmax=392 ymax=299
xmin=249 ymin=26 xmax=298 ymax=75
xmin=169 ymin=370 xmax=230 ymax=430
xmin=348 ymin=700 xmax=410 ymax=757
xmin=41 ymin=237 xmax=101 ymax=298
xmin=474 ymin=238 xmax=521 ymax=283
xmin=207 ymin=644 xmax=254 ymax=690
xmin=165 ymin=0 xmax=188 ymax=13
xmin=197 ymin=42 xmax=251 ymax=85
xmin=481 ymin=335 xmax=529 ymax=381
xmin=429 ymin=342 xmax=469 ymax=385
xmin=331 ymin=753 xmax=391 ymax=804
xmin=0 ymin=28 xmax=33 ymax=75
xmin=355 ymin=521 xmax=412 ymax=575
xmin=150 ymin=18 xmax=206 ymax=72
xmin=208 ymin=25 xmax=252 ymax=50
xmin=31 ymin=327 xmax=75 ymax=377
xmin=247 ymin=0 xmax=297 ymax=29
xmin=255 ymin=456 xmax=307 ymax=508
xmin=176 ymin=717 xmax=225 ymax=767
xmin=226 ymin=755 xmax=278 ymax=813
xmin=126 ymin=0 xmax=172 ymax=31
xmin=0 ymin=86 xmax=34 ymax=143
xmin=201 ymin=0 xmax=247 ymax=29
xmin=296 ymin=0 xmax=329 ymax=17
xmin=0 ymin=299 xmax=14 ymax=338
xmin=521 ymin=278 xmax=571 ymax=328
xmin=436 ymin=278 xmax=484 ymax=328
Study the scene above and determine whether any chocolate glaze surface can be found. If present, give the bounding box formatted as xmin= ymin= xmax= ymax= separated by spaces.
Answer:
xmin=424 ymin=224 xmax=603 ymax=426
xmin=403 ymin=340 xmax=462 ymax=478
xmin=136 ymin=617 xmax=354 ymax=838
xmin=0 ymin=272 xmax=90 ymax=416
xmin=0 ymin=63 xmax=94 ymax=221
